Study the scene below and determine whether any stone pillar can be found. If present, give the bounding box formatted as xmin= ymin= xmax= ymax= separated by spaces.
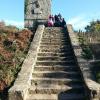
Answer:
xmin=24 ymin=0 xmax=51 ymax=29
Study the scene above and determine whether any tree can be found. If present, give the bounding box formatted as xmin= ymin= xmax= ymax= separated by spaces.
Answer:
xmin=85 ymin=20 xmax=100 ymax=33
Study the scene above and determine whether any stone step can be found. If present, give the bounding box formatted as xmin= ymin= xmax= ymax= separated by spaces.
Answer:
xmin=42 ymin=35 xmax=68 ymax=39
xmin=43 ymin=29 xmax=66 ymax=32
xmin=26 ymin=27 xmax=86 ymax=100
xmin=58 ymin=93 xmax=86 ymax=100
xmin=26 ymin=93 xmax=85 ymax=100
xmin=39 ymin=45 xmax=71 ymax=49
xmin=40 ymin=42 xmax=71 ymax=46
xmin=37 ymin=56 xmax=74 ymax=61
xmin=39 ymin=48 xmax=72 ymax=53
xmin=40 ymin=42 xmax=69 ymax=45
xmin=28 ymin=84 xmax=84 ymax=94
xmin=41 ymin=38 xmax=70 ymax=43
xmin=26 ymin=94 xmax=57 ymax=100
xmin=42 ymin=32 xmax=68 ymax=38
xmin=43 ymin=31 xmax=64 ymax=34
xmin=44 ymin=31 xmax=63 ymax=34
xmin=43 ymin=31 xmax=66 ymax=33
xmin=44 ymin=28 xmax=66 ymax=34
xmin=38 ymin=52 xmax=73 ymax=57
xmin=45 ymin=27 xmax=63 ymax=30
xmin=41 ymin=39 xmax=69 ymax=43
xmin=44 ymin=29 xmax=64 ymax=34
xmin=31 ymin=78 xmax=83 ymax=85
xmin=43 ymin=30 xmax=65 ymax=33
xmin=42 ymin=37 xmax=68 ymax=41
xmin=32 ymin=71 xmax=81 ymax=78
xmin=39 ymin=46 xmax=71 ymax=50
xmin=36 ymin=60 xmax=75 ymax=66
xmin=34 ymin=65 xmax=79 ymax=71
xmin=42 ymin=32 xmax=67 ymax=35
xmin=31 ymin=79 xmax=83 ymax=87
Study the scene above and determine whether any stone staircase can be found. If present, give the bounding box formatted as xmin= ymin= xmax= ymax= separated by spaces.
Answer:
xmin=26 ymin=27 xmax=87 ymax=100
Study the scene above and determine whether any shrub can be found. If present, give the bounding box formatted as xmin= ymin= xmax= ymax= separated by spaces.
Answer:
xmin=81 ymin=46 xmax=93 ymax=59
xmin=0 ymin=26 xmax=33 ymax=93
xmin=96 ymin=72 xmax=100 ymax=83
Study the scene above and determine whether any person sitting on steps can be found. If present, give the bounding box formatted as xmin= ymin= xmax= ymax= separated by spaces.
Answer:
xmin=48 ymin=15 xmax=54 ymax=27
xmin=61 ymin=18 xmax=66 ymax=28
xmin=47 ymin=14 xmax=66 ymax=28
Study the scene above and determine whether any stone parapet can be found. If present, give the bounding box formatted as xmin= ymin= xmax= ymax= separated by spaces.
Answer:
xmin=67 ymin=24 xmax=100 ymax=100
xmin=8 ymin=25 xmax=45 ymax=100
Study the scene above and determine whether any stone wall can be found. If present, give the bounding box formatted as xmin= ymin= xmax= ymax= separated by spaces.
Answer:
xmin=25 ymin=0 xmax=51 ymax=28
xmin=67 ymin=24 xmax=100 ymax=100
xmin=8 ymin=25 xmax=45 ymax=100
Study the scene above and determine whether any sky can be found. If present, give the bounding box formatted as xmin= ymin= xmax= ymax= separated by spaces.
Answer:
xmin=0 ymin=0 xmax=24 ymax=28
xmin=0 ymin=0 xmax=100 ymax=30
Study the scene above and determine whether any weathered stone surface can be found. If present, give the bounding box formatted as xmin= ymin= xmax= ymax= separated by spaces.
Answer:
xmin=67 ymin=24 xmax=100 ymax=100
xmin=25 ymin=0 xmax=51 ymax=28
xmin=9 ymin=26 xmax=89 ymax=100
xmin=25 ymin=27 xmax=86 ymax=100
xmin=8 ymin=25 xmax=45 ymax=100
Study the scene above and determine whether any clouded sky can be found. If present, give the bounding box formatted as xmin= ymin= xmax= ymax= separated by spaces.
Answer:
xmin=0 ymin=0 xmax=100 ymax=30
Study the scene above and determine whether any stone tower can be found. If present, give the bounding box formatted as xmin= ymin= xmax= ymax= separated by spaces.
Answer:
xmin=24 ymin=0 xmax=51 ymax=29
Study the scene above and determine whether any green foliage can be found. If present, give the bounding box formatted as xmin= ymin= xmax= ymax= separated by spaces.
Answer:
xmin=78 ymin=35 xmax=86 ymax=45
xmin=0 ymin=21 xmax=33 ymax=99
xmin=85 ymin=20 xmax=100 ymax=33
xmin=5 ymin=44 xmax=16 ymax=52
xmin=0 ymin=23 xmax=19 ymax=35
xmin=78 ymin=20 xmax=100 ymax=83
xmin=6 ymin=25 xmax=19 ymax=32
xmin=14 ymin=51 xmax=26 ymax=63
xmin=0 ymin=26 xmax=32 ymax=95
xmin=1 ymin=32 xmax=8 ymax=37
xmin=0 ymin=54 xmax=5 ymax=61
xmin=81 ymin=46 xmax=93 ymax=59
xmin=3 ymin=39 xmax=13 ymax=47
xmin=3 ymin=39 xmax=17 ymax=52
xmin=96 ymin=72 xmax=100 ymax=82
xmin=78 ymin=34 xmax=93 ymax=60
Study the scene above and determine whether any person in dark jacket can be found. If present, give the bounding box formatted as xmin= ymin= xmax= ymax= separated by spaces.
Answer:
xmin=61 ymin=18 xmax=66 ymax=28
xmin=54 ymin=15 xmax=59 ymax=27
